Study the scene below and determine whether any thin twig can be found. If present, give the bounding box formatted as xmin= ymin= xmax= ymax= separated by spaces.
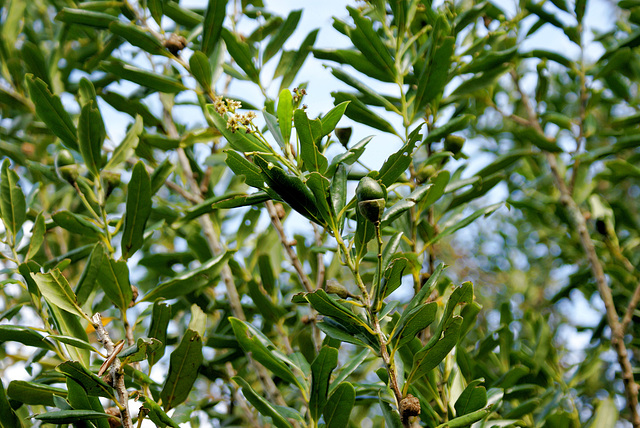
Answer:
xmin=622 ymin=283 xmax=640 ymax=334
xmin=92 ymin=313 xmax=133 ymax=428
xmin=264 ymin=200 xmax=315 ymax=293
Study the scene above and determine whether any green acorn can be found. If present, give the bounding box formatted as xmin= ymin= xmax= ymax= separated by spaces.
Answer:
xmin=101 ymin=171 xmax=121 ymax=199
xmin=55 ymin=149 xmax=78 ymax=184
xmin=356 ymin=177 xmax=386 ymax=223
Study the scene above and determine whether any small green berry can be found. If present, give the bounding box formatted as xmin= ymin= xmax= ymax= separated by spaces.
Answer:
xmin=356 ymin=177 xmax=386 ymax=223
xmin=55 ymin=150 xmax=78 ymax=183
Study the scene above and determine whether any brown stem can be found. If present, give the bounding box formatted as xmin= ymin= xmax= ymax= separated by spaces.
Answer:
xmin=511 ymin=71 xmax=640 ymax=428
xmin=264 ymin=200 xmax=315 ymax=293
xmin=92 ymin=313 xmax=133 ymax=428
xmin=313 ymin=223 xmax=326 ymax=290
xmin=622 ymin=283 xmax=640 ymax=334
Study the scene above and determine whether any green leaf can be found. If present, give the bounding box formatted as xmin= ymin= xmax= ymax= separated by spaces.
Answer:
xmin=454 ymin=379 xmax=487 ymax=416
xmin=294 ymin=109 xmax=328 ymax=173
xmin=310 ymin=346 xmax=339 ymax=421
xmin=330 ymin=163 xmax=347 ymax=222
xmin=408 ymin=317 xmax=462 ymax=383
xmin=229 ymin=318 xmax=302 ymax=388
xmin=264 ymin=111 xmax=287 ymax=149
xmin=148 ymin=0 xmax=164 ymax=25
xmin=332 ymin=92 xmax=398 ymax=135
xmin=161 ymin=329 xmax=203 ymax=410
xmin=321 ymin=101 xmax=350 ymax=137
xmin=22 ymin=41 xmax=50 ymax=87
xmin=78 ymin=101 xmax=105 ymax=176
xmin=75 ymin=243 xmax=105 ymax=305
xmin=247 ymin=279 xmax=285 ymax=322
xmin=326 ymin=135 xmax=372 ymax=176
xmin=120 ymin=337 xmax=163 ymax=363
xmin=376 ymin=258 xmax=408 ymax=306
xmin=588 ymin=397 xmax=618 ymax=428
xmin=415 ymin=36 xmax=455 ymax=111
xmin=314 ymin=48 xmax=395 ymax=82
xmin=142 ymin=251 xmax=233 ymax=302
xmin=391 ymin=302 xmax=437 ymax=350
xmin=305 ymin=289 xmax=374 ymax=336
xmin=306 ymin=172 xmax=334 ymax=227
xmin=26 ymin=75 xmax=78 ymax=151
xmin=48 ymin=335 xmax=97 ymax=352
xmin=400 ymin=263 xmax=444 ymax=325
xmin=221 ymin=28 xmax=260 ymax=83
xmin=233 ymin=377 xmax=293 ymax=428
xmin=122 ymin=161 xmax=152 ymax=259
xmin=264 ymin=10 xmax=302 ymax=63
xmin=27 ymin=211 xmax=46 ymax=260
xmin=278 ymin=89 xmax=293 ymax=144
xmin=324 ymin=382 xmax=356 ymax=428
xmin=0 ymin=159 xmax=26 ymax=242
xmin=346 ymin=7 xmax=395 ymax=81
xmin=379 ymin=397 xmax=403 ymax=428
xmin=330 ymin=67 xmax=397 ymax=113
xmin=104 ymin=116 xmax=143 ymax=171
xmin=449 ymin=65 xmax=510 ymax=99
xmin=31 ymin=269 xmax=87 ymax=319
xmin=150 ymin=157 xmax=175 ymax=194
xmin=280 ymin=28 xmax=319 ymax=90
xmin=57 ymin=361 xmax=114 ymax=398
xmin=514 ymin=127 xmax=561 ymax=152
xmin=434 ymin=408 xmax=491 ymax=428
xmin=460 ymin=46 xmax=518 ymax=74
xmin=253 ymin=155 xmax=324 ymax=225
xmin=34 ymin=410 xmax=111 ymax=424
xmin=377 ymin=126 xmax=422 ymax=186
xmin=355 ymin=207 xmax=375 ymax=261
xmin=164 ymin=1 xmax=203 ymax=27
xmin=49 ymin=304 xmax=91 ymax=366
xmin=224 ymin=150 xmax=266 ymax=188
xmin=109 ymin=22 xmax=166 ymax=56
xmin=52 ymin=211 xmax=103 ymax=237
xmin=0 ymin=325 xmax=55 ymax=350
xmin=1 ymin=0 xmax=25 ymax=47
xmin=190 ymin=51 xmax=213 ymax=91
xmin=141 ymin=396 xmax=181 ymax=428
xmin=201 ymin=0 xmax=227 ymax=56
xmin=147 ymin=302 xmax=172 ymax=366
xmin=210 ymin=191 xmax=271 ymax=209
xmin=55 ymin=8 xmax=117 ymax=28
xmin=428 ymin=203 xmax=501 ymax=245
xmin=207 ymin=107 xmax=270 ymax=153
xmin=7 ymin=381 xmax=66 ymax=406
xmin=101 ymin=91 xmax=163 ymax=128
xmin=425 ymin=115 xmax=473 ymax=144
xmin=101 ymin=61 xmax=186 ymax=93
xmin=98 ymin=256 xmax=133 ymax=312
xmin=381 ymin=184 xmax=432 ymax=226
xmin=0 ymin=380 xmax=22 ymax=428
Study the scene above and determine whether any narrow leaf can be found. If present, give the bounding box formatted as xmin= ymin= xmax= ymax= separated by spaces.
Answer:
xmin=102 ymin=61 xmax=186 ymax=93
xmin=7 ymin=381 xmax=66 ymax=406
xmin=408 ymin=317 xmax=462 ymax=383
xmin=324 ymin=382 xmax=356 ymax=428
xmin=109 ymin=21 xmax=166 ymax=56
xmin=31 ymin=269 xmax=86 ymax=319
xmin=78 ymin=101 xmax=105 ymax=176
xmin=310 ymin=346 xmax=339 ymax=421
xmin=221 ymin=28 xmax=260 ymax=83
xmin=98 ymin=256 xmax=133 ymax=311
xmin=278 ymin=89 xmax=293 ymax=144
xmin=0 ymin=380 xmax=22 ymax=428
xmin=161 ymin=329 xmax=203 ymax=410
xmin=294 ymin=109 xmax=328 ymax=173
xmin=190 ymin=51 xmax=213 ymax=91
xmin=27 ymin=211 xmax=46 ymax=260
xmin=57 ymin=361 xmax=113 ymax=398
xmin=104 ymin=115 xmax=143 ymax=170
xmin=264 ymin=10 xmax=302 ymax=63
xmin=122 ymin=161 xmax=152 ymax=259
xmin=202 ymin=0 xmax=227 ymax=56
xmin=52 ymin=211 xmax=103 ymax=237
xmin=0 ymin=325 xmax=55 ymax=350
xmin=0 ymin=159 xmax=26 ymax=242
xmin=26 ymin=75 xmax=78 ymax=151
xmin=234 ymin=377 xmax=293 ymax=428
xmin=34 ymin=410 xmax=111 ymax=424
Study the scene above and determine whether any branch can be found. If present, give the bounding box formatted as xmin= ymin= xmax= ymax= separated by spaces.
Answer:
xmin=92 ymin=313 xmax=133 ymax=428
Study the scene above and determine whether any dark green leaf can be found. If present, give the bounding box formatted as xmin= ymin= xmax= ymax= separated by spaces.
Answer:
xmin=48 ymin=304 xmax=91 ymax=365
xmin=326 ymin=135 xmax=372 ymax=176
xmin=141 ymin=396 xmax=181 ymax=428
xmin=7 ymin=381 xmax=66 ymax=406
xmin=98 ymin=256 xmax=133 ymax=312
xmin=391 ymin=302 xmax=438 ymax=349
xmin=321 ymin=101 xmax=350 ymax=137
xmin=314 ymin=48 xmax=395 ymax=82
xmin=147 ymin=302 xmax=172 ymax=367
xmin=31 ymin=269 xmax=86 ymax=319
xmin=277 ymin=89 xmax=293 ymax=144
xmin=26 ymin=211 xmax=46 ymax=260
xmin=161 ymin=329 xmax=203 ymax=410
xmin=120 ymin=337 xmax=163 ymax=363
xmin=148 ymin=0 xmax=164 ymax=25
xmin=377 ymin=126 xmax=422 ymax=186
xmin=190 ymin=51 xmax=213 ymax=91
xmin=330 ymin=163 xmax=347 ymax=222
xmin=102 ymin=61 xmax=186 ymax=93
xmin=294 ymin=109 xmax=328 ymax=173
xmin=122 ymin=161 xmax=152 ymax=259
xmin=221 ymin=28 xmax=260 ymax=83
xmin=331 ymin=92 xmax=398 ymax=135
xmin=55 ymin=8 xmax=117 ymax=28
xmin=425 ymin=114 xmax=473 ymax=144
xmin=224 ymin=150 xmax=265 ymax=188
xmin=514 ymin=127 xmax=561 ymax=152
xmin=210 ymin=191 xmax=271 ymax=209
xmin=454 ymin=379 xmax=487 ymax=416
xmin=415 ymin=36 xmax=455 ymax=111
xmin=75 ymin=243 xmax=105 ymax=305
xmin=57 ymin=361 xmax=114 ymax=398
xmin=346 ymin=6 xmax=395 ymax=81
xmin=264 ymin=111 xmax=287 ymax=149
xmin=142 ymin=251 xmax=233 ymax=302
xmin=101 ymin=91 xmax=163 ymax=128
xmin=324 ymin=382 xmax=356 ymax=428
xmin=355 ymin=207 xmax=375 ymax=261
xmin=376 ymin=258 xmax=408 ymax=306
xmin=34 ymin=410 xmax=111 ymax=424
xmin=0 ymin=380 xmax=22 ymax=428
xmin=78 ymin=101 xmax=105 ymax=176
xmin=330 ymin=67 xmax=398 ymax=113
xmin=247 ymin=279 xmax=285 ymax=322
xmin=0 ymin=159 xmax=26 ymax=242
xmin=264 ymin=10 xmax=302 ymax=63
xmin=280 ymin=28 xmax=319 ymax=90
xmin=428 ymin=203 xmax=501 ymax=245
xmin=22 ymin=41 xmax=50 ymax=87
xmin=310 ymin=346 xmax=339 ymax=421
xmin=207 ymin=106 xmax=270 ymax=152
xmin=52 ymin=210 xmax=103 ymax=237
xmin=408 ymin=317 xmax=462 ymax=383
xmin=26 ymin=75 xmax=78 ymax=151
xmin=164 ymin=1 xmax=203 ymax=27
xmin=0 ymin=325 xmax=55 ymax=350
xmin=109 ymin=22 xmax=166 ymax=56
xmin=150 ymin=157 xmax=175 ymax=194
xmin=381 ymin=184 xmax=432 ymax=226
xmin=233 ymin=377 xmax=293 ymax=428
xmin=379 ymin=397 xmax=403 ymax=428
xmin=202 ymin=0 xmax=227 ymax=56
xmin=434 ymin=409 xmax=491 ymax=428
xmin=48 ymin=335 xmax=96 ymax=352
xmin=229 ymin=318 xmax=302 ymax=389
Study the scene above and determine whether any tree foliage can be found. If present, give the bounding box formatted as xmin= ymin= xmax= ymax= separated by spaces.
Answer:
xmin=0 ymin=0 xmax=639 ymax=427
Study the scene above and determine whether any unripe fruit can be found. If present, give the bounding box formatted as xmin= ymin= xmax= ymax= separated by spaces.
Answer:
xmin=356 ymin=177 xmax=386 ymax=223
xmin=444 ymin=135 xmax=465 ymax=156
xmin=416 ymin=164 xmax=436 ymax=183
xmin=101 ymin=171 xmax=121 ymax=199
